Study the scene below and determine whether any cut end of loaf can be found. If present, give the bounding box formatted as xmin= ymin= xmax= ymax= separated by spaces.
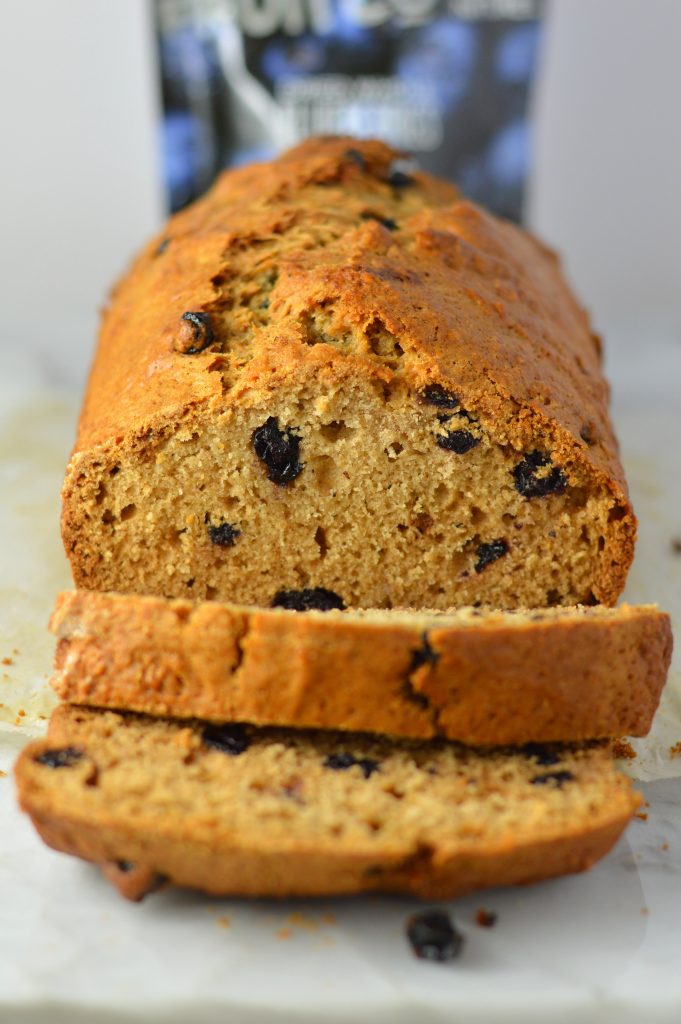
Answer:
xmin=62 ymin=367 xmax=634 ymax=610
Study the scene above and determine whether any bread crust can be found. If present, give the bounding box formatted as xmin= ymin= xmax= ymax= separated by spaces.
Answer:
xmin=50 ymin=591 xmax=672 ymax=744
xmin=23 ymin=811 xmax=633 ymax=901
xmin=61 ymin=137 xmax=636 ymax=608
xmin=16 ymin=705 xmax=639 ymax=901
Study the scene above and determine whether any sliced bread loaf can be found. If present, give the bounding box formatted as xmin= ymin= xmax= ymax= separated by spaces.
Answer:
xmin=50 ymin=591 xmax=672 ymax=745
xmin=15 ymin=705 xmax=638 ymax=900
xmin=62 ymin=137 xmax=634 ymax=611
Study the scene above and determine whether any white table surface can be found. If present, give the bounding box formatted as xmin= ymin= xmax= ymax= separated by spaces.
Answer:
xmin=1 ymin=329 xmax=680 ymax=1024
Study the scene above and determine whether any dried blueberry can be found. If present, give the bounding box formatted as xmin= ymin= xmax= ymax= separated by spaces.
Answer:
xmin=324 ymin=752 xmax=380 ymax=779
xmin=580 ymin=423 xmax=597 ymax=445
xmin=530 ymin=770 xmax=574 ymax=787
xmin=361 ymin=211 xmax=398 ymax=231
xmin=407 ymin=910 xmax=463 ymax=962
xmin=388 ymin=161 xmax=416 ymax=188
xmin=437 ymin=430 xmax=480 ymax=454
xmin=155 ymin=237 xmax=170 ymax=256
xmin=252 ymin=417 xmax=303 ymax=486
xmin=512 ymin=451 xmax=567 ymax=499
xmin=403 ymin=630 xmax=437 ymax=709
xmin=345 ymin=148 xmax=366 ymax=170
xmin=35 ymin=747 xmax=83 ymax=769
xmin=474 ymin=539 xmax=509 ymax=573
xmin=389 ymin=170 xmax=414 ymax=188
xmin=206 ymin=519 xmax=240 ymax=547
xmin=271 ymin=587 xmax=345 ymax=612
xmin=419 ymin=384 xmax=460 ymax=409
xmin=202 ymin=723 xmax=251 ymax=756
xmin=141 ymin=873 xmax=169 ymax=898
xmin=324 ymin=752 xmax=355 ymax=771
xmin=522 ymin=743 xmax=561 ymax=767
xmin=116 ymin=860 xmax=135 ymax=873
xmin=177 ymin=311 xmax=214 ymax=355
xmin=409 ymin=633 xmax=439 ymax=672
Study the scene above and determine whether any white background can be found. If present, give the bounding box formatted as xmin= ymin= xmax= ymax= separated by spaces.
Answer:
xmin=0 ymin=0 xmax=679 ymax=388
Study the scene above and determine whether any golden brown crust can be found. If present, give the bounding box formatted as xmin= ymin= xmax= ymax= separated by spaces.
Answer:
xmin=61 ymin=137 xmax=636 ymax=610
xmin=50 ymin=591 xmax=672 ymax=745
xmin=15 ymin=705 xmax=639 ymax=901
xmin=23 ymin=811 xmax=632 ymax=901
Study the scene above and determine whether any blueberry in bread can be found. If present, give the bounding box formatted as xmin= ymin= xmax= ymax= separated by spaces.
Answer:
xmin=61 ymin=137 xmax=635 ymax=610
xmin=15 ymin=705 xmax=639 ymax=900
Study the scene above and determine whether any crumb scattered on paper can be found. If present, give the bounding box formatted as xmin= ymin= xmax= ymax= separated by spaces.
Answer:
xmin=286 ymin=911 xmax=319 ymax=932
xmin=613 ymin=739 xmax=637 ymax=760
xmin=475 ymin=908 xmax=498 ymax=928
xmin=668 ymin=742 xmax=681 ymax=758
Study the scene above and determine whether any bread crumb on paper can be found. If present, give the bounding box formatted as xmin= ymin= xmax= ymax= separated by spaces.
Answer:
xmin=612 ymin=739 xmax=636 ymax=760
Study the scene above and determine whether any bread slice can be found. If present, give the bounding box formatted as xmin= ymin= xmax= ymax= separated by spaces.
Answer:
xmin=62 ymin=137 xmax=635 ymax=611
xmin=15 ymin=705 xmax=638 ymax=901
xmin=50 ymin=591 xmax=672 ymax=745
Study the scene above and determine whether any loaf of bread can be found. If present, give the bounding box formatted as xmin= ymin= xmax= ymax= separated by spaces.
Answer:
xmin=50 ymin=590 xmax=672 ymax=745
xmin=62 ymin=137 xmax=635 ymax=611
xmin=15 ymin=704 xmax=638 ymax=900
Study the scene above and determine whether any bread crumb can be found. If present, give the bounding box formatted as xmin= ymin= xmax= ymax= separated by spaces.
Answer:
xmin=635 ymin=811 xmax=648 ymax=821
xmin=475 ymin=908 xmax=498 ymax=928
xmin=276 ymin=927 xmax=292 ymax=940
xmin=17 ymin=709 xmax=25 ymax=717
xmin=286 ymin=911 xmax=318 ymax=932
xmin=216 ymin=915 xmax=231 ymax=929
xmin=668 ymin=742 xmax=681 ymax=758
xmin=662 ymin=842 xmax=669 ymax=852
xmin=0 ymin=770 xmax=7 ymax=778
xmin=641 ymin=907 xmax=649 ymax=916
xmin=1 ymin=657 xmax=12 ymax=666
xmin=321 ymin=912 xmax=336 ymax=926
xmin=671 ymin=537 xmax=681 ymax=555
xmin=612 ymin=739 xmax=636 ymax=760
